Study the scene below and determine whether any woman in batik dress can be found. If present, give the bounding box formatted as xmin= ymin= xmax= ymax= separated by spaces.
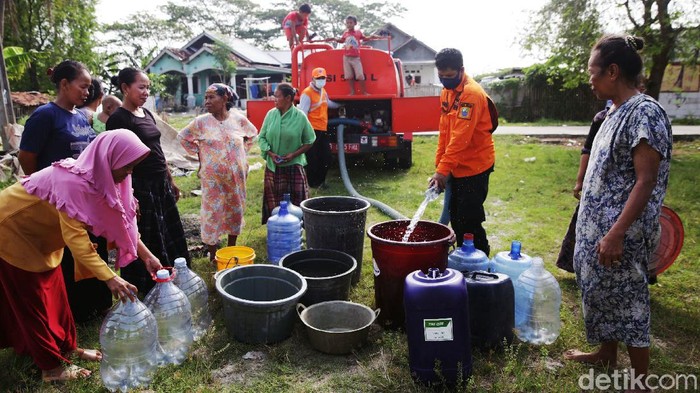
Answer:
xmin=179 ymin=83 xmax=257 ymax=261
xmin=564 ymin=34 xmax=672 ymax=392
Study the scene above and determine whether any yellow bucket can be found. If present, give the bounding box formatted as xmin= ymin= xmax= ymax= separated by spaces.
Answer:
xmin=215 ymin=246 xmax=256 ymax=271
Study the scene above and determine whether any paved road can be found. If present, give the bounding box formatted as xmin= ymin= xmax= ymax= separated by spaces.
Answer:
xmin=412 ymin=125 xmax=700 ymax=137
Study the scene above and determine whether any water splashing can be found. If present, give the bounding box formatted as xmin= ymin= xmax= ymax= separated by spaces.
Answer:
xmin=402 ymin=187 xmax=441 ymax=242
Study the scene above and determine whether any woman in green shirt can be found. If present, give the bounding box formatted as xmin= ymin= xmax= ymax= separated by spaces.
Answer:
xmin=258 ymin=83 xmax=316 ymax=223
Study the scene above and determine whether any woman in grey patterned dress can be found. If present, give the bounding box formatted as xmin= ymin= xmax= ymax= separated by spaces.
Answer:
xmin=564 ymin=34 xmax=672 ymax=390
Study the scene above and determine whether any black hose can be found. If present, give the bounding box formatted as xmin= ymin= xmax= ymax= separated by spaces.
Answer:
xmin=335 ymin=121 xmax=406 ymax=219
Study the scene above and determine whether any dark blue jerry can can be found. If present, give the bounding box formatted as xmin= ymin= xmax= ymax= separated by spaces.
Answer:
xmin=404 ymin=268 xmax=471 ymax=385
xmin=463 ymin=271 xmax=514 ymax=350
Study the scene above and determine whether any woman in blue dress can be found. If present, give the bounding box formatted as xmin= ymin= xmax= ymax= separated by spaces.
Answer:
xmin=18 ymin=60 xmax=113 ymax=323
xmin=564 ymin=34 xmax=672 ymax=391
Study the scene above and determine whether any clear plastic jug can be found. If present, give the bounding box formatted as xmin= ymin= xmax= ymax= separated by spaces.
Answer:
xmin=267 ymin=201 xmax=302 ymax=264
xmin=143 ymin=269 xmax=194 ymax=365
xmin=271 ymin=193 xmax=304 ymax=223
xmin=491 ymin=240 xmax=532 ymax=282
xmin=514 ymin=258 xmax=561 ymax=345
xmin=447 ymin=233 xmax=490 ymax=273
xmin=172 ymin=257 xmax=211 ymax=341
xmin=99 ymin=296 xmax=161 ymax=392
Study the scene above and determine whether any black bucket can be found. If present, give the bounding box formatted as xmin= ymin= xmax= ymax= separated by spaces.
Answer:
xmin=300 ymin=196 xmax=370 ymax=285
xmin=280 ymin=249 xmax=356 ymax=306
xmin=215 ymin=264 xmax=307 ymax=344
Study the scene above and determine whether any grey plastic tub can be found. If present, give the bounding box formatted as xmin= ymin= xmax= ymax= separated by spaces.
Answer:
xmin=297 ymin=301 xmax=380 ymax=355
xmin=300 ymin=196 xmax=370 ymax=285
xmin=215 ymin=264 xmax=307 ymax=344
xmin=279 ymin=249 xmax=357 ymax=306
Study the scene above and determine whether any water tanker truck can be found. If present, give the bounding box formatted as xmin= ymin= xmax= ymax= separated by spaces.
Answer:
xmin=246 ymin=42 xmax=440 ymax=168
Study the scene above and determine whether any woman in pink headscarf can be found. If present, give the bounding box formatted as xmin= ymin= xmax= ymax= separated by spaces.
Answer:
xmin=0 ymin=129 xmax=163 ymax=382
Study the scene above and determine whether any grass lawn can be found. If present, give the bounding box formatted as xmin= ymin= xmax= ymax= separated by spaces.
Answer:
xmin=1 ymin=132 xmax=698 ymax=392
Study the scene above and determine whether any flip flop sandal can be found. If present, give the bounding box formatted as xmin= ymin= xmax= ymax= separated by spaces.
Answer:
xmin=73 ymin=348 xmax=102 ymax=362
xmin=42 ymin=365 xmax=91 ymax=382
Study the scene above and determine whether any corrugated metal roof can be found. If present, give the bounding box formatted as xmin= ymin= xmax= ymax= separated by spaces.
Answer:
xmin=11 ymin=91 xmax=52 ymax=107
xmin=266 ymin=50 xmax=292 ymax=65
xmin=209 ymin=32 xmax=283 ymax=66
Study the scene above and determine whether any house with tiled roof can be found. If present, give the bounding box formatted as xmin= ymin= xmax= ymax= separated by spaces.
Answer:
xmin=145 ymin=32 xmax=291 ymax=108
xmin=11 ymin=91 xmax=52 ymax=119
xmin=365 ymin=23 xmax=441 ymax=96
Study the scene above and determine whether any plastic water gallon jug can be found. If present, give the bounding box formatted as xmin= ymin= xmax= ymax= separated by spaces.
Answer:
xmin=463 ymin=271 xmax=514 ymax=350
xmin=448 ymin=233 xmax=490 ymax=273
xmin=491 ymin=240 xmax=533 ymax=282
xmin=100 ymin=296 xmax=161 ymax=392
xmin=271 ymin=193 xmax=304 ymax=223
xmin=144 ymin=269 xmax=194 ymax=365
xmin=172 ymin=257 xmax=211 ymax=341
xmin=514 ymin=258 xmax=561 ymax=345
xmin=267 ymin=201 xmax=302 ymax=264
xmin=404 ymin=268 xmax=471 ymax=385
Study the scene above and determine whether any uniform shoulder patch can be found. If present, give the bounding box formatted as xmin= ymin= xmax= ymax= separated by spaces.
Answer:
xmin=458 ymin=103 xmax=473 ymax=120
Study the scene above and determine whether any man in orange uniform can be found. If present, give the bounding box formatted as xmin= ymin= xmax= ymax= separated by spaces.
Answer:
xmin=299 ymin=67 xmax=341 ymax=188
xmin=429 ymin=48 xmax=496 ymax=254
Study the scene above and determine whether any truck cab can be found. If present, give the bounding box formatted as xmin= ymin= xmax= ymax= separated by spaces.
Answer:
xmin=246 ymin=42 xmax=440 ymax=168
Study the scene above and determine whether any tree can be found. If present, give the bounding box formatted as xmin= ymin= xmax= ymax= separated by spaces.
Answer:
xmin=1 ymin=0 xmax=14 ymax=150
xmin=2 ymin=46 xmax=33 ymax=83
xmin=252 ymin=0 xmax=406 ymax=44
xmin=103 ymin=13 xmax=190 ymax=69
xmin=3 ymin=0 xmax=99 ymax=91
xmin=102 ymin=0 xmax=407 ymax=55
xmin=210 ymin=42 xmax=238 ymax=83
xmin=521 ymin=0 xmax=700 ymax=99
xmin=520 ymin=0 xmax=603 ymax=89
xmin=161 ymin=0 xmax=260 ymax=38
xmin=622 ymin=0 xmax=698 ymax=98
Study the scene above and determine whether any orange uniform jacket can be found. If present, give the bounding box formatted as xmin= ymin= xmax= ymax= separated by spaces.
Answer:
xmin=301 ymin=85 xmax=329 ymax=131
xmin=435 ymin=73 xmax=495 ymax=178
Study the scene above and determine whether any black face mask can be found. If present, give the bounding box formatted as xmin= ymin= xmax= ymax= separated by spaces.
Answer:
xmin=439 ymin=71 xmax=462 ymax=89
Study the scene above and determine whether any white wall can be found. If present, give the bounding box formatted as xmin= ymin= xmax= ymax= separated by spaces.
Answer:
xmin=658 ymin=92 xmax=700 ymax=120
xmin=403 ymin=63 xmax=438 ymax=86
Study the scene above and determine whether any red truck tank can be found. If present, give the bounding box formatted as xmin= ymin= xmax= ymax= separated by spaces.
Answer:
xmin=246 ymin=42 xmax=440 ymax=168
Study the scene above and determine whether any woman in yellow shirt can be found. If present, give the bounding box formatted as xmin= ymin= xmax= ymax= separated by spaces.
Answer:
xmin=0 ymin=130 xmax=162 ymax=382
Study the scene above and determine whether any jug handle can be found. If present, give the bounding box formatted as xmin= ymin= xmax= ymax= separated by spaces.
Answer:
xmin=213 ymin=268 xmax=231 ymax=282
xmin=469 ymin=271 xmax=500 ymax=280
xmin=296 ymin=303 xmax=307 ymax=318
xmin=225 ymin=256 xmax=240 ymax=269
xmin=150 ymin=266 xmax=176 ymax=282
xmin=448 ymin=233 xmax=457 ymax=252
xmin=371 ymin=308 xmax=381 ymax=323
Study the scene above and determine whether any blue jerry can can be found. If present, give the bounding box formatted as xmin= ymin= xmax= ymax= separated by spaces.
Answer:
xmin=404 ymin=268 xmax=471 ymax=385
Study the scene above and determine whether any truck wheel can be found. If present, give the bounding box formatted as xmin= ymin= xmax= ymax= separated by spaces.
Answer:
xmin=383 ymin=152 xmax=398 ymax=169
xmin=397 ymin=141 xmax=412 ymax=169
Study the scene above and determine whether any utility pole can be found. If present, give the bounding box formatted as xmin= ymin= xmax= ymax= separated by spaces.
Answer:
xmin=0 ymin=0 xmax=16 ymax=151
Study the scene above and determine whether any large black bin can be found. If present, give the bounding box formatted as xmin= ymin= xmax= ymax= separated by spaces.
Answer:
xmin=300 ymin=196 xmax=370 ymax=285
xmin=279 ymin=249 xmax=356 ymax=306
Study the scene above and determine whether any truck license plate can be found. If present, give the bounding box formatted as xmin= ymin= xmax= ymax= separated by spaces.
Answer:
xmin=330 ymin=143 xmax=360 ymax=153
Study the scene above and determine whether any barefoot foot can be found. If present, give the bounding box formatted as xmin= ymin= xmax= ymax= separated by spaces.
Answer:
xmin=42 ymin=365 xmax=91 ymax=382
xmin=564 ymin=349 xmax=617 ymax=368
xmin=71 ymin=348 xmax=102 ymax=362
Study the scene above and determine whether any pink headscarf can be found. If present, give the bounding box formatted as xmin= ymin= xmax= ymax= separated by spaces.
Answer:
xmin=21 ymin=129 xmax=151 ymax=269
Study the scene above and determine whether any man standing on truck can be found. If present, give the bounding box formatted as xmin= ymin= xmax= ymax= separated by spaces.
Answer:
xmin=282 ymin=4 xmax=312 ymax=50
xmin=326 ymin=15 xmax=379 ymax=95
xmin=299 ymin=67 xmax=341 ymax=188
xmin=429 ymin=48 xmax=496 ymax=255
